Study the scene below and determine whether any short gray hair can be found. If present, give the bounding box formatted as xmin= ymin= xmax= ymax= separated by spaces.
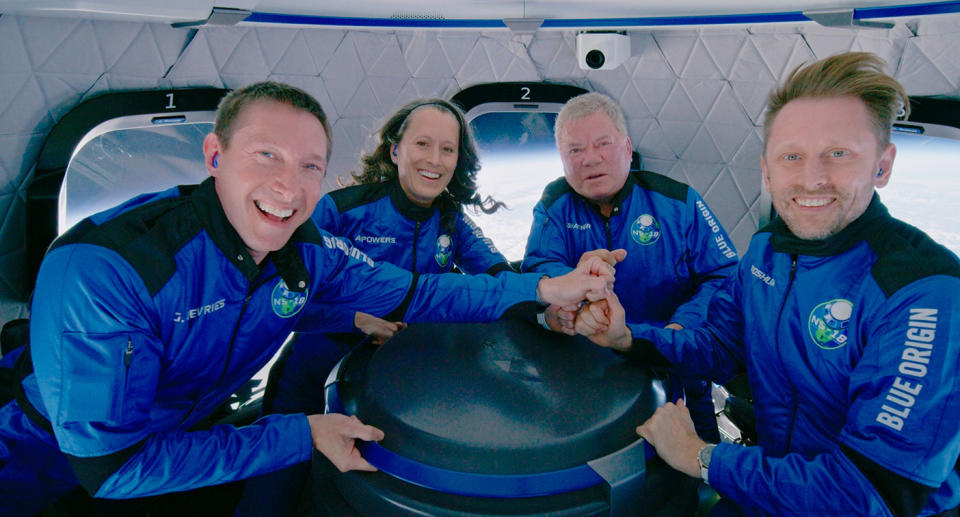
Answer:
xmin=555 ymin=92 xmax=628 ymax=142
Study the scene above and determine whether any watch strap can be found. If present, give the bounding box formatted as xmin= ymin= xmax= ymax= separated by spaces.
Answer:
xmin=698 ymin=443 xmax=716 ymax=485
xmin=536 ymin=311 xmax=552 ymax=331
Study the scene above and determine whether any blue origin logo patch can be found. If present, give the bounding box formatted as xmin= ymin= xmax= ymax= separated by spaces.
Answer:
xmin=808 ymin=298 xmax=853 ymax=349
xmin=630 ymin=214 xmax=661 ymax=245
xmin=271 ymin=279 xmax=307 ymax=318
xmin=435 ymin=234 xmax=452 ymax=267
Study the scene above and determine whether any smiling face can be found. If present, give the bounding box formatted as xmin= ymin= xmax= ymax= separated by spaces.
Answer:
xmin=204 ymin=100 xmax=328 ymax=264
xmin=557 ymin=110 xmax=632 ymax=214
xmin=762 ymin=95 xmax=895 ymax=240
xmin=392 ymin=106 xmax=460 ymax=208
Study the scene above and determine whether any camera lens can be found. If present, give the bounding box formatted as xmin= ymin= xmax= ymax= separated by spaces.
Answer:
xmin=585 ymin=49 xmax=605 ymax=69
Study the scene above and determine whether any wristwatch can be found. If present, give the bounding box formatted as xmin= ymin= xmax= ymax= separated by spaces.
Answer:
xmin=536 ymin=311 xmax=552 ymax=331
xmin=698 ymin=443 xmax=716 ymax=485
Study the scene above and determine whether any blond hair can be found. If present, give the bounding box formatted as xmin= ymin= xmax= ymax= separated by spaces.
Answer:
xmin=764 ymin=52 xmax=909 ymax=151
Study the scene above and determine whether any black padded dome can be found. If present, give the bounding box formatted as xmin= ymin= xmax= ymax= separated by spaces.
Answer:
xmin=331 ymin=319 xmax=664 ymax=475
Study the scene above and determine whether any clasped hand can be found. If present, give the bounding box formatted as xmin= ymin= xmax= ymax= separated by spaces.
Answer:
xmin=535 ymin=248 xmax=626 ymax=312
xmin=570 ymin=274 xmax=703 ymax=479
xmin=539 ymin=249 xmax=627 ymax=335
xmin=541 ymin=248 xmax=633 ymax=348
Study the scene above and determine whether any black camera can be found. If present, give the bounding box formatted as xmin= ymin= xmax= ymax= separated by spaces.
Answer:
xmin=585 ymin=49 xmax=605 ymax=69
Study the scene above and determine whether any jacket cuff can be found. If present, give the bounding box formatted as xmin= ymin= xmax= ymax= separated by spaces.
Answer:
xmin=522 ymin=273 xmax=547 ymax=305
xmin=620 ymin=323 xmax=672 ymax=367
xmin=294 ymin=413 xmax=314 ymax=464
xmin=703 ymin=441 xmax=738 ymax=500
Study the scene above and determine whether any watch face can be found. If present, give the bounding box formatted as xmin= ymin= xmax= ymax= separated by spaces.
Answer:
xmin=699 ymin=443 xmax=715 ymax=482
xmin=702 ymin=444 xmax=713 ymax=462
xmin=699 ymin=444 xmax=714 ymax=465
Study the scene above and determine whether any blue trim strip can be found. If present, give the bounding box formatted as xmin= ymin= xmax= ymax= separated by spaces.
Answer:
xmin=358 ymin=441 xmax=605 ymax=498
xmin=857 ymin=0 xmax=960 ymax=18
xmin=244 ymin=12 xmax=505 ymax=28
xmin=541 ymin=11 xmax=807 ymax=28
xmin=243 ymin=2 xmax=960 ymax=29
xmin=326 ymin=383 xmax=605 ymax=498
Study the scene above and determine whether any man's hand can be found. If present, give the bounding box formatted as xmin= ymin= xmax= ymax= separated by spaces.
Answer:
xmin=307 ymin=413 xmax=385 ymax=473
xmin=577 ymin=248 xmax=627 ymax=270
xmin=543 ymin=304 xmax=578 ymax=335
xmin=536 ymin=249 xmax=627 ymax=307
xmin=636 ymin=399 xmax=706 ymax=479
xmin=354 ymin=311 xmax=406 ymax=345
xmin=575 ymin=292 xmax=632 ymax=351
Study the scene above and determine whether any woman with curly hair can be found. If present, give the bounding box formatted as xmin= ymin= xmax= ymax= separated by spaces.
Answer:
xmin=244 ymin=99 xmax=512 ymax=515
xmin=305 ymin=98 xmax=511 ymax=344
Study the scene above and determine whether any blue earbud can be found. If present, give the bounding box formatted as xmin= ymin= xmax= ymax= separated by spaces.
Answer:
xmin=876 ymin=167 xmax=883 ymax=177
xmin=212 ymin=153 xmax=219 ymax=168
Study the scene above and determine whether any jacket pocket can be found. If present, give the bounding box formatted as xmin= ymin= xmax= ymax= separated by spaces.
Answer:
xmin=58 ymin=331 xmax=137 ymax=425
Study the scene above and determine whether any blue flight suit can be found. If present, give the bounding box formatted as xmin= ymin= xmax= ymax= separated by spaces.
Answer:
xmin=523 ymin=170 xmax=738 ymax=442
xmin=632 ymin=195 xmax=960 ymax=516
xmin=266 ymin=179 xmax=514 ymax=415
xmin=0 ymin=178 xmax=542 ymax=516
xmin=244 ymin=180 xmax=514 ymax=515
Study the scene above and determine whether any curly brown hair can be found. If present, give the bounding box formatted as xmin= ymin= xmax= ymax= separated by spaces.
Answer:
xmin=351 ymin=98 xmax=504 ymax=213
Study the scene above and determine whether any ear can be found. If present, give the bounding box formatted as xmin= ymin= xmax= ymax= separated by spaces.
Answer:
xmin=390 ymin=144 xmax=399 ymax=165
xmin=203 ymin=133 xmax=222 ymax=177
xmin=874 ymin=142 xmax=896 ymax=188
xmin=624 ymin=136 xmax=633 ymax=161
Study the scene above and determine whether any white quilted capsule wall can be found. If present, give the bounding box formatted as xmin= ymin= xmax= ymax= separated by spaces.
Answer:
xmin=1 ymin=12 xmax=960 ymax=322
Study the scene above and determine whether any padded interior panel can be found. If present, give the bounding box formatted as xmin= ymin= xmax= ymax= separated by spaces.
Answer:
xmin=3 ymin=13 xmax=960 ymax=322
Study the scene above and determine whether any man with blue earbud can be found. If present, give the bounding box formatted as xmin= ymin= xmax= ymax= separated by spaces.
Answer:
xmin=0 ymin=81 xmax=622 ymax=516
xmin=577 ymin=51 xmax=960 ymax=516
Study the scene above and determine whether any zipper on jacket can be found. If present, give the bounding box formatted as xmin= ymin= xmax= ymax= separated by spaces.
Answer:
xmin=605 ymin=219 xmax=612 ymax=249
xmin=222 ymin=271 xmax=280 ymax=384
xmin=175 ymin=280 xmax=260 ymax=429
xmin=124 ymin=337 xmax=133 ymax=367
xmin=777 ymin=254 xmax=799 ymax=452
xmin=220 ymin=289 xmax=254 ymax=384
xmin=411 ymin=221 xmax=421 ymax=272
xmin=604 ymin=205 xmax=619 ymax=249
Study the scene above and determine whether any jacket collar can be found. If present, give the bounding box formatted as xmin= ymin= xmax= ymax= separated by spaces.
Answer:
xmin=388 ymin=179 xmax=437 ymax=222
xmin=191 ymin=177 xmax=310 ymax=291
xmin=387 ymin=179 xmax=459 ymax=222
xmin=578 ymin=171 xmax=637 ymax=218
xmin=767 ymin=192 xmax=890 ymax=256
